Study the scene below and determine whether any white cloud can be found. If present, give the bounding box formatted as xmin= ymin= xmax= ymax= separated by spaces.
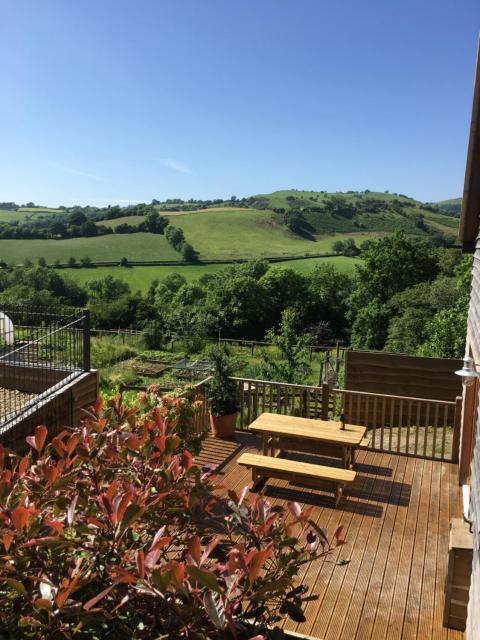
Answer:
xmin=161 ymin=159 xmax=193 ymax=174
xmin=55 ymin=164 xmax=104 ymax=181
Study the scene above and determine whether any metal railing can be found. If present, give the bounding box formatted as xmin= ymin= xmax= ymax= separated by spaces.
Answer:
xmin=231 ymin=377 xmax=461 ymax=462
xmin=0 ymin=306 xmax=90 ymax=431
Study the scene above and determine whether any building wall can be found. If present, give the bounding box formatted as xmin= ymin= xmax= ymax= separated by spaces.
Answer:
xmin=466 ymin=240 xmax=480 ymax=639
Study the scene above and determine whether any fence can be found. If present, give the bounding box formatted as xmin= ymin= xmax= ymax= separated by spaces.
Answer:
xmin=0 ymin=305 xmax=91 ymax=432
xmin=231 ymin=377 xmax=461 ymax=462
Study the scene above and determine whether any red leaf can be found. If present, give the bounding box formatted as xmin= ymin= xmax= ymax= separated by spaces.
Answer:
xmin=287 ymin=501 xmax=302 ymax=519
xmin=18 ymin=456 xmax=29 ymax=478
xmin=11 ymin=506 xmax=30 ymax=532
xmin=35 ymin=425 xmax=48 ymax=453
xmin=51 ymin=437 xmax=65 ymax=457
xmin=334 ymin=524 xmax=344 ymax=543
xmin=67 ymin=495 xmax=78 ymax=527
xmin=94 ymin=396 xmax=104 ymax=416
xmin=137 ymin=549 xmax=145 ymax=579
xmin=247 ymin=546 xmax=272 ymax=584
xmin=83 ymin=585 xmax=114 ymax=611
xmin=169 ymin=561 xmax=185 ymax=587
xmin=201 ymin=536 xmax=220 ymax=565
xmin=182 ymin=449 xmax=193 ymax=471
xmin=3 ymin=531 xmax=13 ymax=551
xmin=44 ymin=465 xmax=59 ymax=485
xmin=46 ymin=519 xmax=64 ymax=535
xmin=34 ymin=598 xmax=52 ymax=610
xmin=189 ymin=535 xmax=201 ymax=564
xmin=238 ymin=483 xmax=252 ymax=505
xmin=115 ymin=491 xmax=134 ymax=525
xmin=65 ymin=435 xmax=79 ymax=456
xmin=149 ymin=536 xmax=172 ymax=553
xmin=55 ymin=588 xmax=72 ymax=608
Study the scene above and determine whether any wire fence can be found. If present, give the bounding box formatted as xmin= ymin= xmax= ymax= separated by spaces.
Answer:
xmin=0 ymin=305 xmax=90 ymax=431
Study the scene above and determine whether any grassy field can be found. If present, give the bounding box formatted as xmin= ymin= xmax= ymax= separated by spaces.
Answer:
xmin=97 ymin=215 xmax=145 ymax=228
xmin=0 ymin=207 xmax=63 ymax=223
xmin=158 ymin=208 xmax=378 ymax=259
xmin=64 ymin=256 xmax=360 ymax=292
xmin=1 ymin=190 xmax=459 ymax=265
xmin=0 ymin=233 xmax=180 ymax=264
xmin=1 ymin=206 xmax=377 ymax=263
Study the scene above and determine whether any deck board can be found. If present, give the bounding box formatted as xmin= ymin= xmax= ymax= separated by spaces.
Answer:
xmin=197 ymin=434 xmax=465 ymax=640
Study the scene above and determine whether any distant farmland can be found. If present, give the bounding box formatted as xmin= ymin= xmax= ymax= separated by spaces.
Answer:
xmin=64 ymin=256 xmax=360 ymax=292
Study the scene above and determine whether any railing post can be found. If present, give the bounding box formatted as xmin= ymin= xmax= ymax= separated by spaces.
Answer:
xmin=82 ymin=309 xmax=90 ymax=372
xmin=321 ymin=382 xmax=330 ymax=421
xmin=451 ymin=395 xmax=462 ymax=463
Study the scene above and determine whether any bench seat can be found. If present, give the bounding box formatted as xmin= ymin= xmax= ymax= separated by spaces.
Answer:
xmin=238 ymin=452 xmax=356 ymax=507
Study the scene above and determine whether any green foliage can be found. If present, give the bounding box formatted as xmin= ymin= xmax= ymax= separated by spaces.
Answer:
xmin=91 ymin=335 xmax=140 ymax=368
xmin=418 ymin=303 xmax=468 ymax=358
xmin=206 ymin=346 xmax=240 ymax=415
xmin=259 ymin=309 xmax=310 ymax=383
xmin=181 ymin=242 xmax=196 ymax=262
xmin=349 ymin=231 xmax=439 ymax=349
xmin=0 ymin=395 xmax=338 ymax=637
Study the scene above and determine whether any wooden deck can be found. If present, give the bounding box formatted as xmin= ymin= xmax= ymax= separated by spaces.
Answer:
xmin=199 ymin=434 xmax=464 ymax=640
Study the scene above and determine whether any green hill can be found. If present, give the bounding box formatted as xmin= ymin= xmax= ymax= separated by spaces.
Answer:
xmin=0 ymin=190 xmax=460 ymax=267
xmin=249 ymin=190 xmax=459 ymax=237
xmin=436 ymin=197 xmax=462 ymax=217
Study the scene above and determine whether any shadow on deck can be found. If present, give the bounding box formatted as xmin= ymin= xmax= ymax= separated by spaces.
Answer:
xmin=197 ymin=432 xmax=464 ymax=640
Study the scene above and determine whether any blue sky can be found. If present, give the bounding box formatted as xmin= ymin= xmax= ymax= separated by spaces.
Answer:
xmin=0 ymin=0 xmax=479 ymax=206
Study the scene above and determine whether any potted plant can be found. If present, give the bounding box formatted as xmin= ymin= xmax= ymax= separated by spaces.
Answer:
xmin=207 ymin=346 xmax=239 ymax=438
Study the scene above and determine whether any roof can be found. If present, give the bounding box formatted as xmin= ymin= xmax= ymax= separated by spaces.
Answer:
xmin=460 ymin=41 xmax=480 ymax=252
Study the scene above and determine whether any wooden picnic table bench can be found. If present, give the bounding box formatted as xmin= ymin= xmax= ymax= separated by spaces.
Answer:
xmin=238 ymin=452 xmax=356 ymax=507
xmin=249 ymin=412 xmax=367 ymax=469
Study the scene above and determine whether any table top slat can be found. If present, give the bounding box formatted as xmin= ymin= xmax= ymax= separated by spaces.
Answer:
xmin=249 ymin=412 xmax=366 ymax=445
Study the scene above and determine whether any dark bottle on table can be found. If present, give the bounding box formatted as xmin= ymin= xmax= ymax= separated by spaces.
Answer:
xmin=339 ymin=410 xmax=346 ymax=430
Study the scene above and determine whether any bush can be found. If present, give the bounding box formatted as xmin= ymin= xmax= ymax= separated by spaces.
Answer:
xmin=206 ymin=346 xmax=240 ymax=416
xmin=0 ymin=393 xmax=343 ymax=638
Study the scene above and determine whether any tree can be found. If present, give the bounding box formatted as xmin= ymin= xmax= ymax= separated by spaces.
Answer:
xmin=352 ymin=231 xmax=438 ymax=305
xmin=165 ymin=225 xmax=185 ymax=250
xmin=38 ymin=257 xmax=47 ymax=267
xmin=418 ymin=304 xmax=467 ymax=358
xmin=67 ymin=256 xmax=77 ymax=267
xmin=80 ymin=255 xmax=93 ymax=267
xmin=181 ymin=242 xmax=196 ymax=262
xmin=259 ymin=308 xmax=310 ymax=383
xmin=142 ymin=210 xmax=168 ymax=234
xmin=348 ymin=231 xmax=438 ymax=349
xmin=304 ymin=264 xmax=352 ymax=340
xmin=350 ymin=300 xmax=390 ymax=350
xmin=69 ymin=211 xmax=87 ymax=226
xmin=119 ymin=256 xmax=130 ymax=267
xmin=80 ymin=219 xmax=98 ymax=237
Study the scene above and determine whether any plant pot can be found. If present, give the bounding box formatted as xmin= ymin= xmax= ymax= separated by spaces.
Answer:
xmin=209 ymin=411 xmax=237 ymax=439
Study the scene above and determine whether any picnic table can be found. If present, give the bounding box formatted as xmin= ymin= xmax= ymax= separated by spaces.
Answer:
xmin=248 ymin=412 xmax=367 ymax=469
xmin=238 ymin=412 xmax=366 ymax=506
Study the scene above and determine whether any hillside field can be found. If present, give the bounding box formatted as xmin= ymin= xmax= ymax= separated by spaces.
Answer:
xmin=0 ymin=190 xmax=460 ymax=265
xmin=2 ymin=216 xmax=377 ymax=264
xmin=63 ymin=256 xmax=359 ymax=292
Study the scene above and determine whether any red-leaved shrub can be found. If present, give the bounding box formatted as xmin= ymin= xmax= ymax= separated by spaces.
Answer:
xmin=0 ymin=392 xmax=344 ymax=639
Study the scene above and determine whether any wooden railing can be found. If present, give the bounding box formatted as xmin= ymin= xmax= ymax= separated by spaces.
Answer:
xmin=232 ymin=377 xmax=462 ymax=463
xmin=330 ymin=388 xmax=461 ymax=462
xmin=232 ymin=377 xmax=328 ymax=428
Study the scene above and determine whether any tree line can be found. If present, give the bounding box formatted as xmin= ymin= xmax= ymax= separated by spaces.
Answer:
xmin=0 ymin=232 xmax=470 ymax=360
